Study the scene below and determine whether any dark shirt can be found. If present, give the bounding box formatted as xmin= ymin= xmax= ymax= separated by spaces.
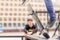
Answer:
xmin=24 ymin=24 xmax=38 ymax=40
xmin=24 ymin=24 xmax=37 ymax=34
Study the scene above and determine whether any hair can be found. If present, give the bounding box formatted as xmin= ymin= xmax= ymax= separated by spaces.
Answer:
xmin=27 ymin=19 xmax=33 ymax=21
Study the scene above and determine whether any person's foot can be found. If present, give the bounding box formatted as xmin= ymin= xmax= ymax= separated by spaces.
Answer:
xmin=43 ymin=32 xmax=50 ymax=39
xmin=39 ymin=29 xmax=50 ymax=39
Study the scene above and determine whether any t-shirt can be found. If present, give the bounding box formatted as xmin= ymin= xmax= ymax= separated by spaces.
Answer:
xmin=25 ymin=24 xmax=37 ymax=32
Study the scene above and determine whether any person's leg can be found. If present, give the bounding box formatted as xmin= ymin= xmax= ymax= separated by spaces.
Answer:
xmin=44 ymin=0 xmax=56 ymax=28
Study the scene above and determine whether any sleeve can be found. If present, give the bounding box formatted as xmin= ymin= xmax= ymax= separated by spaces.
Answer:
xmin=31 ymin=25 xmax=38 ymax=35
xmin=34 ymin=25 xmax=38 ymax=32
xmin=23 ymin=25 xmax=28 ymax=34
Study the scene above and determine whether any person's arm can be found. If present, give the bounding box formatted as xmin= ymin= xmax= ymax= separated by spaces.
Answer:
xmin=24 ymin=25 xmax=28 ymax=34
xmin=31 ymin=25 xmax=38 ymax=35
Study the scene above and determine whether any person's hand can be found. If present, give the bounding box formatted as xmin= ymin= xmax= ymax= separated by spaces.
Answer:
xmin=27 ymin=32 xmax=33 ymax=35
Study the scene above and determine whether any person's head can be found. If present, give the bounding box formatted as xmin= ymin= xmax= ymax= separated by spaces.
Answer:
xmin=27 ymin=19 xmax=33 ymax=26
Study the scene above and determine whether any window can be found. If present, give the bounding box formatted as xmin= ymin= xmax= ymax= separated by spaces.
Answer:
xmin=5 ymin=8 xmax=8 ymax=11
xmin=23 ymin=9 xmax=25 ymax=11
xmin=0 ymin=17 xmax=2 ymax=21
xmin=4 ymin=23 xmax=7 ymax=27
xmin=23 ymin=13 xmax=26 ymax=16
xmin=18 ymin=23 xmax=21 ymax=27
xmin=4 ymin=17 xmax=7 ymax=21
xmin=0 ymin=13 xmax=3 ymax=16
xmin=10 ymin=3 xmax=13 ymax=6
xmin=1 ymin=3 xmax=4 ymax=6
xmin=13 ymin=17 xmax=16 ymax=21
xmin=19 ymin=9 xmax=21 ymax=11
xmin=8 ymin=23 xmax=11 ymax=27
xmin=9 ymin=17 xmax=12 ymax=21
xmin=18 ymin=17 xmax=21 ymax=21
xmin=6 ymin=3 xmax=8 ymax=6
xmin=9 ymin=13 xmax=12 ymax=16
xmin=1 ymin=8 xmax=3 ymax=11
xmin=22 ymin=18 xmax=25 ymax=21
xmin=0 ymin=23 xmax=2 ymax=26
xmin=13 ymin=23 xmax=16 ymax=27
xmin=22 ymin=23 xmax=25 ymax=26
xmin=10 ymin=8 xmax=13 ymax=11
xmin=14 ymin=13 xmax=17 ymax=16
xmin=5 ymin=13 xmax=8 ymax=16
xmin=18 ymin=13 xmax=21 ymax=16
xmin=14 ymin=3 xmax=17 ymax=6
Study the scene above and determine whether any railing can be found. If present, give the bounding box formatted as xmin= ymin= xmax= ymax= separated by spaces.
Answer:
xmin=36 ymin=10 xmax=60 ymax=13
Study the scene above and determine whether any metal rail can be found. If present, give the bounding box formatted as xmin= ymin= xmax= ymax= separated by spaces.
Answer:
xmin=36 ymin=10 xmax=60 ymax=13
xmin=0 ymin=36 xmax=25 ymax=40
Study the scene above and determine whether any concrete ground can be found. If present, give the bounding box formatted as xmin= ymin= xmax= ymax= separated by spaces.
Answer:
xmin=0 ymin=31 xmax=59 ymax=40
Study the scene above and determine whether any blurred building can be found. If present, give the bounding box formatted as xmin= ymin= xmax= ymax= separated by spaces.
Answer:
xmin=0 ymin=0 xmax=60 ymax=30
